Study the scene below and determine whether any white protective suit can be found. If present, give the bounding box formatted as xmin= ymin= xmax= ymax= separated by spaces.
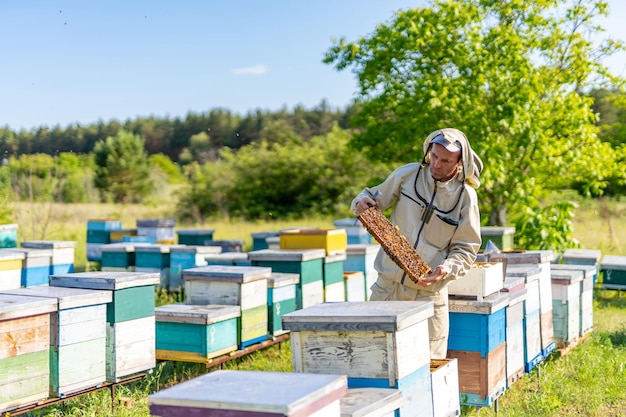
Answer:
xmin=351 ymin=128 xmax=483 ymax=359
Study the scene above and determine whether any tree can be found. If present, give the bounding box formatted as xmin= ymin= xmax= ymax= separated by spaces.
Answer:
xmin=324 ymin=0 xmax=625 ymax=250
xmin=93 ymin=130 xmax=153 ymax=203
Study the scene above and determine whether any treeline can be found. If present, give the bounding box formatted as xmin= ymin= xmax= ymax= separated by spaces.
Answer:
xmin=0 ymin=100 xmax=357 ymax=163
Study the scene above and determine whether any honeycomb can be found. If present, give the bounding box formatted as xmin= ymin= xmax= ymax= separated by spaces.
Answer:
xmin=358 ymin=206 xmax=432 ymax=283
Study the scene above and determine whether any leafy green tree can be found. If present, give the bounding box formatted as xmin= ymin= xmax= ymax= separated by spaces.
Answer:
xmin=93 ymin=130 xmax=153 ymax=203
xmin=324 ymin=0 xmax=625 ymax=251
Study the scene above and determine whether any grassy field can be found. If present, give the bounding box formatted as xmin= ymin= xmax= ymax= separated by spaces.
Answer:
xmin=12 ymin=195 xmax=626 ymax=416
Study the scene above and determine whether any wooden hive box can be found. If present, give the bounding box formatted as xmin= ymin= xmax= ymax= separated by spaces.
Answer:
xmin=267 ymin=272 xmax=299 ymax=337
xmin=169 ymin=245 xmax=222 ymax=291
xmin=109 ymin=228 xmax=138 ymax=243
xmin=550 ymin=268 xmax=583 ymax=347
xmin=323 ymin=252 xmax=347 ymax=302
xmin=248 ymin=249 xmax=325 ymax=310
xmin=340 ymin=388 xmax=402 ymax=417
xmin=0 ymin=293 xmax=57 ymax=413
xmin=501 ymin=280 xmax=527 ymax=387
xmin=447 ymin=341 xmax=506 ymax=407
xmin=562 ymin=248 xmax=602 ymax=266
xmin=135 ymin=244 xmax=179 ymax=288
xmin=155 ymin=303 xmax=240 ymax=364
xmin=552 ymin=263 xmax=597 ymax=337
xmin=204 ymin=239 xmax=245 ymax=253
xmin=0 ymin=223 xmax=18 ymax=248
xmin=599 ymin=255 xmax=626 ymax=289
xmin=176 ymin=228 xmax=215 ymax=246
xmin=100 ymin=243 xmax=138 ymax=271
xmin=136 ymin=218 xmax=176 ymax=244
xmin=21 ymin=240 xmax=76 ymax=275
xmin=3 ymin=248 xmax=52 ymax=288
xmin=480 ymin=226 xmax=516 ymax=251
xmin=504 ymin=265 xmax=544 ymax=371
xmin=345 ymin=244 xmax=380 ymax=301
xmin=149 ymin=370 xmax=347 ymax=417
xmin=430 ymin=359 xmax=461 ymax=417
xmin=0 ymin=250 xmax=25 ymax=291
xmin=344 ymin=271 xmax=366 ymax=302
xmin=279 ymin=228 xmax=348 ymax=255
xmin=333 ymin=218 xmax=372 ymax=245
xmin=282 ymin=301 xmax=434 ymax=417
xmin=1 ymin=286 xmax=111 ymax=397
xmin=86 ymin=219 xmax=122 ymax=262
xmin=183 ymin=265 xmax=270 ymax=348
xmin=448 ymin=262 xmax=504 ymax=301
xmin=49 ymin=271 xmax=160 ymax=382
xmin=448 ymin=291 xmax=508 ymax=357
xmin=205 ymin=252 xmax=252 ymax=266
xmin=251 ymin=231 xmax=280 ymax=251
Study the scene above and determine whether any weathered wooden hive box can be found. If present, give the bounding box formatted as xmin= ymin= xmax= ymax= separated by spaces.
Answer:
xmin=155 ymin=303 xmax=240 ymax=364
xmin=550 ymin=268 xmax=583 ymax=347
xmin=323 ymin=252 xmax=347 ymax=302
xmin=251 ymin=231 xmax=280 ymax=251
xmin=599 ymin=255 xmax=626 ymax=289
xmin=100 ymin=243 xmax=138 ymax=272
xmin=430 ymin=358 xmax=461 ymax=417
xmin=248 ymin=249 xmax=325 ymax=310
xmin=135 ymin=244 xmax=179 ymax=288
xmin=149 ymin=370 xmax=347 ymax=417
xmin=0 ymin=249 xmax=25 ymax=291
xmin=136 ymin=218 xmax=176 ymax=244
xmin=500 ymin=276 xmax=527 ymax=388
xmin=340 ymin=387 xmax=403 ymax=417
xmin=183 ymin=265 xmax=270 ymax=348
xmin=86 ymin=219 xmax=122 ymax=262
xmin=3 ymin=247 xmax=52 ymax=287
xmin=551 ymin=263 xmax=596 ymax=337
xmin=490 ymin=250 xmax=556 ymax=358
xmin=176 ymin=228 xmax=215 ymax=246
xmin=49 ymin=271 xmax=159 ymax=382
xmin=205 ymin=252 xmax=252 ymax=266
xmin=282 ymin=301 xmax=434 ymax=417
xmin=266 ymin=272 xmax=299 ymax=337
xmin=279 ymin=228 xmax=348 ymax=255
xmin=333 ymin=217 xmax=372 ymax=245
xmin=344 ymin=244 xmax=380 ymax=300
xmin=0 ymin=293 xmax=57 ymax=413
xmin=447 ymin=291 xmax=508 ymax=407
xmin=169 ymin=245 xmax=222 ymax=291
xmin=448 ymin=262 xmax=504 ymax=301
xmin=344 ymin=271 xmax=366 ymax=302
xmin=1 ymin=286 xmax=111 ymax=397
xmin=0 ymin=223 xmax=18 ymax=248
xmin=561 ymin=248 xmax=601 ymax=285
xmin=505 ymin=265 xmax=543 ymax=372
xmin=21 ymin=240 xmax=76 ymax=275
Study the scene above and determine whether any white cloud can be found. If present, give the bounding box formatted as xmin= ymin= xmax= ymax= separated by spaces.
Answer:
xmin=232 ymin=64 xmax=269 ymax=75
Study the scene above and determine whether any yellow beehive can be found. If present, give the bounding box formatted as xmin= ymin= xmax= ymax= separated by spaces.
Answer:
xmin=279 ymin=229 xmax=347 ymax=255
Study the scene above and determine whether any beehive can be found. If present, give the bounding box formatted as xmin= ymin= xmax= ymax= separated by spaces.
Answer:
xmin=168 ymin=245 xmax=221 ymax=291
xmin=344 ymin=271 xmax=366 ymax=302
xmin=2 ymin=248 xmax=52 ymax=287
xmin=136 ymin=219 xmax=176 ymax=244
xmin=550 ymin=268 xmax=583 ymax=347
xmin=480 ymin=226 xmax=515 ymax=251
xmin=282 ymin=301 xmax=434 ymax=417
xmin=501 ymin=277 xmax=527 ymax=387
xmin=248 ymin=249 xmax=325 ymax=309
xmin=135 ymin=244 xmax=178 ymax=288
xmin=448 ymin=262 xmax=504 ymax=301
xmin=176 ymin=229 xmax=215 ymax=246
xmin=430 ymin=359 xmax=461 ymax=417
xmin=599 ymin=255 xmax=626 ymax=289
xmin=0 ymin=250 xmax=24 ymax=291
xmin=1 ymin=286 xmax=111 ymax=397
xmin=551 ymin=263 xmax=596 ymax=337
xmin=155 ymin=303 xmax=240 ymax=363
xmin=21 ymin=240 xmax=76 ymax=275
xmin=100 ymin=243 xmax=139 ymax=272
xmin=49 ymin=271 xmax=160 ymax=382
xmin=266 ymin=272 xmax=299 ymax=337
xmin=86 ymin=219 xmax=122 ymax=262
xmin=0 ymin=293 xmax=56 ymax=412
xmin=344 ymin=244 xmax=380 ymax=300
xmin=279 ymin=228 xmax=347 ymax=255
xmin=205 ymin=252 xmax=252 ymax=266
xmin=149 ymin=370 xmax=347 ymax=417
xmin=333 ymin=217 xmax=372 ymax=245
xmin=323 ymin=252 xmax=347 ymax=302
xmin=183 ymin=265 xmax=270 ymax=348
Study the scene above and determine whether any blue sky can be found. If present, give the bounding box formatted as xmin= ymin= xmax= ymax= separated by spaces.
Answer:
xmin=1 ymin=0 xmax=625 ymax=131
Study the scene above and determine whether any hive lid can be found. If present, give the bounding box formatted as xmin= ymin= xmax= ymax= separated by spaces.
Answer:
xmin=0 ymin=293 xmax=57 ymax=320
xmin=21 ymin=240 xmax=77 ymax=249
xmin=282 ymin=301 xmax=434 ymax=332
xmin=50 ymin=271 xmax=161 ymax=290
xmin=248 ymin=248 xmax=326 ymax=262
xmin=0 ymin=286 xmax=112 ymax=309
xmin=182 ymin=265 xmax=272 ymax=282
xmin=600 ymin=255 xmax=626 ymax=271
xmin=155 ymin=303 xmax=241 ymax=324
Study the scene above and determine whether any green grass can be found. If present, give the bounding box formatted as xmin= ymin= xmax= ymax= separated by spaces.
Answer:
xmin=14 ymin=195 xmax=626 ymax=416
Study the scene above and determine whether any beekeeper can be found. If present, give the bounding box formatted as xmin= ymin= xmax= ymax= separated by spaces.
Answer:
xmin=352 ymin=127 xmax=483 ymax=359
